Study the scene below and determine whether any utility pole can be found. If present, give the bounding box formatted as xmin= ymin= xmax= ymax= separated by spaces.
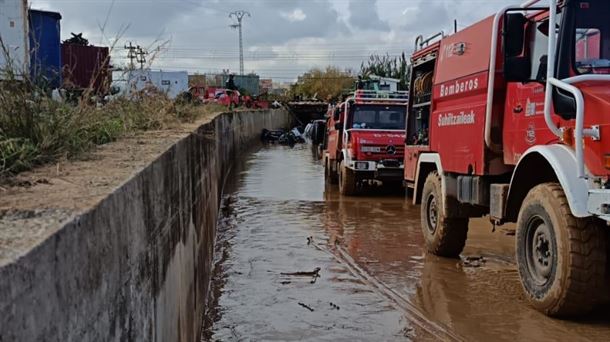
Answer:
xmin=229 ymin=10 xmax=250 ymax=75
xmin=124 ymin=42 xmax=138 ymax=70
xmin=136 ymin=46 xmax=148 ymax=70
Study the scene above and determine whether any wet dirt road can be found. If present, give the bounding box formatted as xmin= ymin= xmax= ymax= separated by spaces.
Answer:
xmin=202 ymin=144 xmax=610 ymax=341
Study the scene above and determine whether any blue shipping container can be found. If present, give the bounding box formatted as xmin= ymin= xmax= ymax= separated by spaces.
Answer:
xmin=29 ymin=9 xmax=62 ymax=89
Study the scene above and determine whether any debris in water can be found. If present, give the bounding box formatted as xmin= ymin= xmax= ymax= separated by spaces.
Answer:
xmin=460 ymin=256 xmax=486 ymax=268
xmin=280 ymin=281 xmax=292 ymax=285
xmin=260 ymin=127 xmax=306 ymax=146
xmin=281 ymin=267 xmax=321 ymax=277
xmin=261 ymin=128 xmax=285 ymax=143
xmin=298 ymin=302 xmax=315 ymax=312
xmin=281 ymin=267 xmax=321 ymax=284
xmin=401 ymin=327 xmax=415 ymax=338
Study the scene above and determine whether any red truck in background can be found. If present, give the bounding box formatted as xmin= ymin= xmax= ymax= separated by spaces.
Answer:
xmin=190 ymin=86 xmax=268 ymax=108
xmin=404 ymin=0 xmax=610 ymax=317
xmin=324 ymin=90 xmax=408 ymax=195
xmin=189 ymin=84 xmax=207 ymax=101
xmin=210 ymin=88 xmax=241 ymax=107
xmin=189 ymin=86 xmax=241 ymax=107
xmin=243 ymin=95 xmax=270 ymax=109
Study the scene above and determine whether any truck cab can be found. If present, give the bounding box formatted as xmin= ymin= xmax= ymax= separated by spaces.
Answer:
xmin=324 ymin=90 xmax=408 ymax=195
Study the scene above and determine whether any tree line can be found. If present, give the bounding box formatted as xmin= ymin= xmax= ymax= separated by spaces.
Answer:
xmin=289 ymin=53 xmax=410 ymax=101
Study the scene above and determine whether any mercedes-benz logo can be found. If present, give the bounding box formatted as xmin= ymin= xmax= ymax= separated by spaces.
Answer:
xmin=386 ymin=145 xmax=396 ymax=155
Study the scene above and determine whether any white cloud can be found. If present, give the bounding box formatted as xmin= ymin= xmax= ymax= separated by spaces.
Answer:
xmin=27 ymin=0 xmax=509 ymax=81
xmin=281 ymin=9 xmax=307 ymax=22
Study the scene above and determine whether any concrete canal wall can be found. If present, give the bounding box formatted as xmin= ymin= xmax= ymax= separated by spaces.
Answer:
xmin=0 ymin=109 xmax=291 ymax=342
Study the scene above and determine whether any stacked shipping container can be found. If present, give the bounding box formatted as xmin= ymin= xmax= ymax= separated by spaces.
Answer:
xmin=62 ymin=44 xmax=111 ymax=94
xmin=0 ymin=2 xmax=111 ymax=93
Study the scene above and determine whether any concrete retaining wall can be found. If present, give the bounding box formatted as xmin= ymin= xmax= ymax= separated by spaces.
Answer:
xmin=0 ymin=109 xmax=291 ymax=342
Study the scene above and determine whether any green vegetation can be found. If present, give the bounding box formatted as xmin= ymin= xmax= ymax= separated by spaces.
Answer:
xmin=0 ymin=82 xmax=226 ymax=179
xmin=290 ymin=66 xmax=355 ymax=101
xmin=360 ymin=53 xmax=410 ymax=90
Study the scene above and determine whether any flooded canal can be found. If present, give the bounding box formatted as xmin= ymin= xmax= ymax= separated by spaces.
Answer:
xmin=202 ymin=144 xmax=610 ymax=341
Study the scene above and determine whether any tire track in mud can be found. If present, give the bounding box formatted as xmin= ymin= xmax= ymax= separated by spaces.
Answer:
xmin=310 ymin=238 xmax=464 ymax=342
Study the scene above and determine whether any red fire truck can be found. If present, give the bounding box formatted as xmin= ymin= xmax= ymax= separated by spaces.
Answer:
xmin=405 ymin=0 xmax=610 ymax=316
xmin=324 ymin=90 xmax=408 ymax=195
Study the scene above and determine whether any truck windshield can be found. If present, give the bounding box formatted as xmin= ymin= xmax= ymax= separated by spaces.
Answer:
xmin=574 ymin=0 xmax=610 ymax=74
xmin=350 ymin=105 xmax=406 ymax=130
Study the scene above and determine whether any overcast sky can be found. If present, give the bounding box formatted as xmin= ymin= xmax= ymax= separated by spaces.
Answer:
xmin=30 ymin=0 xmax=510 ymax=82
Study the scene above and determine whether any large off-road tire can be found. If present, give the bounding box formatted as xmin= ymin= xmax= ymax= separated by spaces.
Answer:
xmin=325 ymin=158 xmax=338 ymax=184
xmin=420 ymin=171 xmax=468 ymax=258
xmin=339 ymin=161 xmax=358 ymax=196
xmin=516 ymin=183 xmax=606 ymax=317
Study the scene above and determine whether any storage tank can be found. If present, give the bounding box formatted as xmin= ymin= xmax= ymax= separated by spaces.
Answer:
xmin=29 ymin=9 xmax=62 ymax=89
xmin=0 ymin=0 xmax=29 ymax=80
xmin=62 ymin=43 xmax=111 ymax=94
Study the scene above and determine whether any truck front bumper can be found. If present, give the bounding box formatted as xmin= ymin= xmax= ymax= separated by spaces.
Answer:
xmin=346 ymin=160 xmax=404 ymax=181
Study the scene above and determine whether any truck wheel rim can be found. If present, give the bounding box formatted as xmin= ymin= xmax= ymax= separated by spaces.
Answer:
xmin=426 ymin=194 xmax=438 ymax=233
xmin=525 ymin=216 xmax=554 ymax=286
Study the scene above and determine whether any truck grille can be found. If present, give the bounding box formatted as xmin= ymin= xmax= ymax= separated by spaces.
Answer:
xmin=359 ymin=145 xmax=404 ymax=163
xmin=362 ymin=144 xmax=404 ymax=157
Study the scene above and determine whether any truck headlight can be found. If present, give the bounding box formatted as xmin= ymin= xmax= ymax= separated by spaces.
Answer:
xmin=355 ymin=162 xmax=368 ymax=170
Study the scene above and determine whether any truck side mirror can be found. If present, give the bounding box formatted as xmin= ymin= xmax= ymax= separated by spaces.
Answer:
xmin=553 ymin=89 xmax=577 ymax=120
xmin=335 ymin=122 xmax=343 ymax=130
xmin=503 ymin=13 xmax=531 ymax=82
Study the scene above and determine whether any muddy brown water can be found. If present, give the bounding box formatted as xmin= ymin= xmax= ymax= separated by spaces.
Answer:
xmin=202 ymin=144 xmax=610 ymax=341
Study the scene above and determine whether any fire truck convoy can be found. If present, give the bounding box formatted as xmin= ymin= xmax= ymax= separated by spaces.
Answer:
xmin=405 ymin=0 xmax=610 ymax=316
xmin=324 ymin=90 xmax=408 ymax=195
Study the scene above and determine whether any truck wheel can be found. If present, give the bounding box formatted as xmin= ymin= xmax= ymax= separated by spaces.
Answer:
xmin=339 ymin=161 xmax=358 ymax=195
xmin=325 ymin=158 xmax=338 ymax=184
xmin=516 ymin=183 xmax=606 ymax=316
xmin=420 ymin=171 xmax=468 ymax=258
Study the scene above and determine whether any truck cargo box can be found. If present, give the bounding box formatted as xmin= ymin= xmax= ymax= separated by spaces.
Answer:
xmin=62 ymin=43 xmax=111 ymax=94
xmin=29 ymin=9 xmax=62 ymax=89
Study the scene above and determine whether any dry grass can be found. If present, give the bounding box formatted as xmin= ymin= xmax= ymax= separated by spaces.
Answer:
xmin=0 ymin=84 xmax=227 ymax=179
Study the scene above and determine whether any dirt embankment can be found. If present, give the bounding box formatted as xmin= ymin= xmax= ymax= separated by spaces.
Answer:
xmin=0 ymin=111 xmax=221 ymax=266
